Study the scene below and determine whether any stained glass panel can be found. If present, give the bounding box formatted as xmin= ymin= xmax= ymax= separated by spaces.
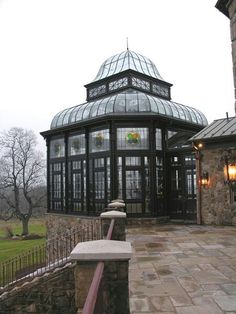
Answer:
xmin=68 ymin=134 xmax=86 ymax=156
xmin=117 ymin=128 xmax=149 ymax=150
xmin=50 ymin=138 xmax=65 ymax=158
xmin=89 ymin=129 xmax=110 ymax=153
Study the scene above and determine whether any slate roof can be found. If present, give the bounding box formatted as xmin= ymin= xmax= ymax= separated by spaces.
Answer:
xmin=191 ymin=116 xmax=236 ymax=142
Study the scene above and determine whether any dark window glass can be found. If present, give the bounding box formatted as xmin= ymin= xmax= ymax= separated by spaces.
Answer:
xmin=145 ymin=157 xmax=150 ymax=213
xmin=156 ymin=156 xmax=163 ymax=197
xmin=126 ymin=170 xmax=142 ymax=199
xmin=117 ymin=157 xmax=123 ymax=199
xmin=156 ymin=129 xmax=162 ymax=150
xmin=126 ymin=203 xmax=142 ymax=214
xmin=73 ymin=173 xmax=81 ymax=199
xmin=95 ymin=172 xmax=105 ymax=199
xmin=125 ymin=157 xmax=141 ymax=166
xmin=53 ymin=174 xmax=61 ymax=198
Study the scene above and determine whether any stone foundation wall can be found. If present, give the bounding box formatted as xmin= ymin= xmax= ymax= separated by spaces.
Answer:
xmin=200 ymin=148 xmax=236 ymax=225
xmin=0 ymin=263 xmax=76 ymax=314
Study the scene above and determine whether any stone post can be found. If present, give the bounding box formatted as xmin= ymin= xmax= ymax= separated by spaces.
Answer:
xmin=100 ymin=210 xmax=127 ymax=241
xmin=70 ymin=239 xmax=132 ymax=314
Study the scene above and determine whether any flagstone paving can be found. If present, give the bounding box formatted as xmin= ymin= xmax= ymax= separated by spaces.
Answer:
xmin=127 ymin=224 xmax=236 ymax=314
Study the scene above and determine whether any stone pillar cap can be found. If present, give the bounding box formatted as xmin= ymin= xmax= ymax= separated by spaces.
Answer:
xmin=70 ymin=240 xmax=132 ymax=261
xmin=100 ymin=210 xmax=126 ymax=218
xmin=111 ymin=199 xmax=124 ymax=203
xmin=108 ymin=202 xmax=126 ymax=208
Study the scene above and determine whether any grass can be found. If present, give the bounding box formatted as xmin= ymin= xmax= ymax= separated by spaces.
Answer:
xmin=0 ymin=218 xmax=46 ymax=263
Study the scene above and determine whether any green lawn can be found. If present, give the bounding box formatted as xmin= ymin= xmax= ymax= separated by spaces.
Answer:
xmin=0 ymin=218 xmax=46 ymax=263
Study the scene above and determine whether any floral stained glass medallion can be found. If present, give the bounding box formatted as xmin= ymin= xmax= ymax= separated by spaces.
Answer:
xmin=69 ymin=134 xmax=85 ymax=156
xmin=95 ymin=133 xmax=104 ymax=148
xmin=89 ymin=129 xmax=109 ymax=153
xmin=54 ymin=143 xmax=61 ymax=156
xmin=126 ymin=131 xmax=141 ymax=145
xmin=50 ymin=138 xmax=65 ymax=158
xmin=72 ymin=138 xmax=80 ymax=153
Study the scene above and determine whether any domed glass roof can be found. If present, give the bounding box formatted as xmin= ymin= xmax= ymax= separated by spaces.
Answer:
xmin=51 ymin=89 xmax=207 ymax=129
xmin=93 ymin=50 xmax=163 ymax=81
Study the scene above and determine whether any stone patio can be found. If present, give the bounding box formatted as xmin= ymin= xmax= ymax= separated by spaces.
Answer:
xmin=127 ymin=224 xmax=236 ymax=314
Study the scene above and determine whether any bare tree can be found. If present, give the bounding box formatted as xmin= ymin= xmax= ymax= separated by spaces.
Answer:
xmin=0 ymin=127 xmax=46 ymax=235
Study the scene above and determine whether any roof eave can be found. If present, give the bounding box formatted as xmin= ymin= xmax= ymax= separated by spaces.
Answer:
xmin=41 ymin=113 xmax=205 ymax=138
xmin=215 ymin=0 xmax=230 ymax=18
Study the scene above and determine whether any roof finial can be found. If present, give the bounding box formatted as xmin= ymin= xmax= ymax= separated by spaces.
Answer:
xmin=126 ymin=37 xmax=129 ymax=51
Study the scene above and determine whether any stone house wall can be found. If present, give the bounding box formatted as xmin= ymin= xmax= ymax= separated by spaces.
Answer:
xmin=228 ymin=0 xmax=236 ymax=112
xmin=0 ymin=263 xmax=76 ymax=314
xmin=200 ymin=147 xmax=236 ymax=225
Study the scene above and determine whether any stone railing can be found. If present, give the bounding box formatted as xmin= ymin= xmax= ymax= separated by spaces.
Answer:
xmin=70 ymin=210 xmax=132 ymax=314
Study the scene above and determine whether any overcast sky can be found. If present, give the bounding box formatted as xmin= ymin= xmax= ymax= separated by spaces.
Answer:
xmin=0 ymin=0 xmax=234 ymax=152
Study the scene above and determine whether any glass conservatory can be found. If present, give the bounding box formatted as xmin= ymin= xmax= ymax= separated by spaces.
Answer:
xmin=41 ymin=49 xmax=208 ymax=219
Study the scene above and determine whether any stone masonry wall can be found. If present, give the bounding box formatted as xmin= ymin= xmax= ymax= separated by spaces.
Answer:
xmin=225 ymin=0 xmax=236 ymax=113
xmin=200 ymin=148 xmax=236 ymax=225
xmin=0 ymin=263 xmax=76 ymax=314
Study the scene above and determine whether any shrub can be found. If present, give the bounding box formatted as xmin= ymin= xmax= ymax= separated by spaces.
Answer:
xmin=4 ymin=226 xmax=14 ymax=238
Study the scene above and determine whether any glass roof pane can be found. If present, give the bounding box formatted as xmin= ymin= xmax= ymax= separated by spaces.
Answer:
xmin=160 ymin=99 xmax=172 ymax=116
xmin=106 ymin=96 xmax=115 ymax=113
xmin=147 ymin=95 xmax=159 ymax=113
xmin=181 ymin=105 xmax=192 ymax=121
xmin=115 ymin=58 xmax=125 ymax=73
xmin=174 ymin=103 xmax=186 ymax=121
xmin=154 ymin=97 xmax=166 ymax=115
xmin=56 ymin=110 xmax=67 ymax=127
xmin=62 ymin=107 xmax=74 ymax=125
xmin=138 ymin=94 xmax=150 ymax=112
xmin=194 ymin=109 xmax=204 ymax=124
xmin=50 ymin=112 xmax=61 ymax=128
xmin=82 ymin=103 xmax=93 ymax=120
xmin=97 ymin=98 xmax=108 ymax=115
xmin=50 ymin=91 xmax=207 ymax=129
xmin=70 ymin=105 xmax=81 ymax=124
xmin=75 ymin=105 xmax=85 ymax=122
xmin=90 ymin=100 xmax=100 ymax=117
xmin=126 ymin=93 xmax=138 ymax=112
xmin=93 ymin=50 xmax=163 ymax=81
xmin=114 ymin=94 xmax=126 ymax=112
xmin=169 ymin=102 xmax=180 ymax=118
xmin=188 ymin=107 xmax=197 ymax=123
